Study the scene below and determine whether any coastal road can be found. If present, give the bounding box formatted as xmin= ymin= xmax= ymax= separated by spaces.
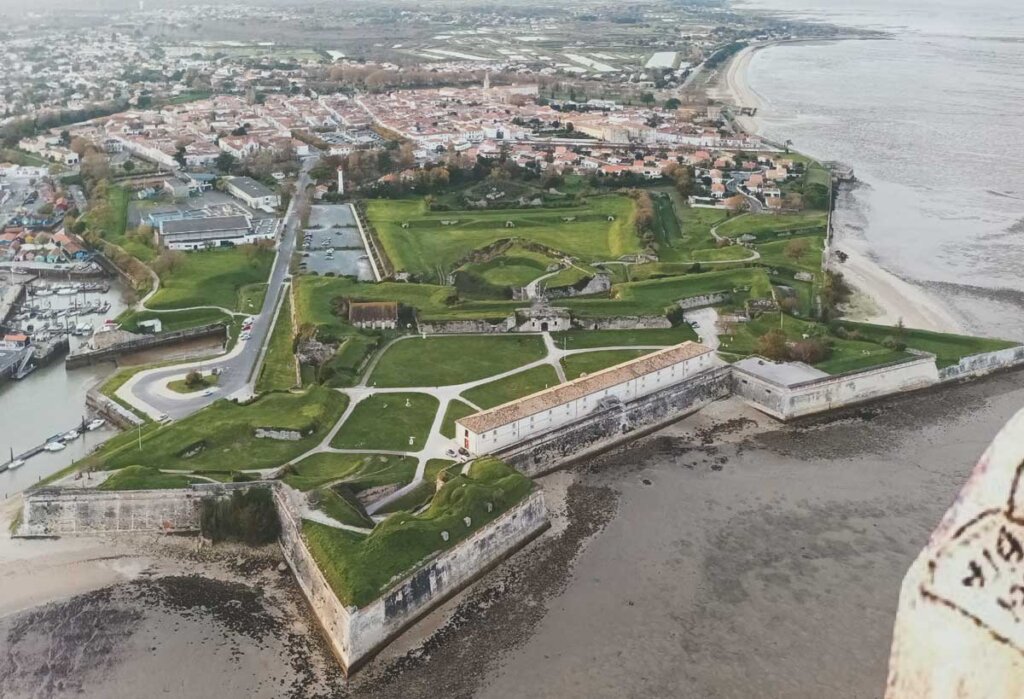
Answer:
xmin=120 ymin=156 xmax=317 ymax=419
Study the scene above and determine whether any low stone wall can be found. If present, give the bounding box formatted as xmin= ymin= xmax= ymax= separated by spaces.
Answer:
xmin=85 ymin=388 xmax=144 ymax=428
xmin=16 ymin=482 xmax=261 ymax=537
xmin=499 ymin=366 xmax=732 ymax=477
xmin=66 ymin=323 xmax=227 ymax=368
xmin=574 ymin=315 xmax=672 ymax=330
xmin=732 ymin=356 xmax=939 ymax=421
xmin=938 ymin=345 xmax=1024 ymax=382
xmin=276 ymin=486 xmax=548 ymax=674
xmin=417 ymin=317 xmax=515 ymax=334
xmin=678 ymin=292 xmax=731 ymax=310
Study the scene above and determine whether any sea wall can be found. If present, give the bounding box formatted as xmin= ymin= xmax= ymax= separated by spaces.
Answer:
xmin=16 ymin=482 xmax=261 ymax=537
xmin=276 ymin=486 xmax=548 ymax=674
xmin=732 ymin=356 xmax=939 ymax=420
xmin=938 ymin=345 xmax=1024 ymax=382
xmin=499 ymin=366 xmax=731 ymax=476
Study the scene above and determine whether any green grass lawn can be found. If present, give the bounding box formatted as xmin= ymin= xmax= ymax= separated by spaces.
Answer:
xmin=256 ymin=294 xmax=297 ymax=393
xmin=331 ymin=392 xmax=438 ymax=452
xmin=302 ymin=457 xmax=533 ymax=607
xmin=366 ymin=196 xmax=637 ymax=280
xmin=237 ymin=283 xmax=268 ymax=313
xmin=460 ymin=244 xmax=558 ymax=288
xmin=561 ymin=349 xmax=655 ymax=380
xmin=369 ymin=335 xmax=547 ymax=387
xmin=117 ymin=307 xmax=233 ymax=334
xmin=461 ymin=364 xmax=561 ymax=409
xmin=691 ymin=245 xmax=756 ymax=262
xmin=311 ymin=487 xmax=375 ymax=528
xmin=167 ymin=373 xmax=219 ymax=394
xmin=716 ymin=211 xmax=828 ymax=241
xmin=551 ymin=326 xmax=697 ymax=350
xmin=90 ymin=187 xmax=158 ymax=262
xmin=374 ymin=482 xmax=435 ymax=515
xmin=99 ymin=466 xmax=199 ymax=491
xmin=562 ymin=268 xmax=771 ymax=318
xmin=832 ymin=321 xmax=1018 ymax=369
xmin=440 ymin=400 xmax=477 ymax=439
xmin=283 ymin=453 xmax=417 ymax=491
xmin=756 ymin=236 xmax=825 ymax=275
xmin=147 ymin=247 xmax=274 ymax=310
xmin=80 ymin=387 xmax=347 ymax=474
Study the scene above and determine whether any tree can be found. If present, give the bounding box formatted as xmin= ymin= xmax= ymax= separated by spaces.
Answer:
xmin=664 ymin=97 xmax=681 ymax=110
xmin=173 ymin=145 xmax=186 ymax=168
xmin=185 ymin=370 xmax=204 ymax=388
xmin=640 ymin=92 xmax=656 ymax=106
xmin=756 ymin=328 xmax=789 ymax=361
xmin=784 ymin=238 xmax=810 ymax=263
xmin=215 ymin=151 xmax=237 ymax=174
xmin=122 ymin=160 xmax=135 ymax=173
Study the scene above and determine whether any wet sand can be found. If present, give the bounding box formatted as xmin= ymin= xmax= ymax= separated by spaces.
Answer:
xmin=3 ymin=372 xmax=1023 ymax=697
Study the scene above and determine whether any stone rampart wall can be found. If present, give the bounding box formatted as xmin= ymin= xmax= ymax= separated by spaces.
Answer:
xmin=939 ymin=345 xmax=1024 ymax=382
xmin=574 ymin=315 xmax=672 ymax=330
xmin=276 ymin=485 xmax=548 ymax=674
xmin=499 ymin=366 xmax=732 ymax=476
xmin=16 ymin=482 xmax=260 ymax=537
xmin=732 ymin=356 xmax=939 ymax=420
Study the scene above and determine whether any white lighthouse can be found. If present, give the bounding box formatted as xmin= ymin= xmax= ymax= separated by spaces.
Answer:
xmin=337 ymin=167 xmax=345 ymax=195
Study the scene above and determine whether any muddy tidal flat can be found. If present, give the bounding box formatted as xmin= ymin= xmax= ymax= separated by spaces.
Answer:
xmin=3 ymin=372 xmax=1023 ymax=698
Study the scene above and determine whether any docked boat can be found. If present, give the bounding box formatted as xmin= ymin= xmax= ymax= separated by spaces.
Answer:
xmin=7 ymin=459 xmax=24 ymax=470
xmin=85 ymin=418 xmax=105 ymax=431
xmin=55 ymin=286 xmax=77 ymax=296
xmin=43 ymin=441 xmax=65 ymax=452
xmin=61 ymin=429 xmax=80 ymax=441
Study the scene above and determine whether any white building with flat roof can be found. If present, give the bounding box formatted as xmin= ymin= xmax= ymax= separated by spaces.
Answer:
xmin=456 ymin=342 xmax=715 ymax=454
xmin=157 ymin=214 xmax=273 ymax=251
xmin=225 ymin=176 xmax=280 ymax=212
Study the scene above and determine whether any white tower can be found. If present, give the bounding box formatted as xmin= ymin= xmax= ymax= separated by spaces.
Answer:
xmin=483 ymin=72 xmax=490 ymax=91
xmin=337 ymin=167 xmax=345 ymax=195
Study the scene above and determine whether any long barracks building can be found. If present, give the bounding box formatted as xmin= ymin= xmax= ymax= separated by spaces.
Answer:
xmin=456 ymin=341 xmax=716 ymax=454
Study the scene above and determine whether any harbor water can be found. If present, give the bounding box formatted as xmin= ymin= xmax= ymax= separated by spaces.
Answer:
xmin=0 ymin=278 xmax=130 ymax=496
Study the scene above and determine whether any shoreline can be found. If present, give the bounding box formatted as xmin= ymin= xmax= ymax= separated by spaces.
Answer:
xmin=718 ymin=40 xmax=964 ymax=333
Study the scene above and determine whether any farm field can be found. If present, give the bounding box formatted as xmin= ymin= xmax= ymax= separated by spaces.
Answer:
xmin=366 ymin=196 xmax=637 ymax=280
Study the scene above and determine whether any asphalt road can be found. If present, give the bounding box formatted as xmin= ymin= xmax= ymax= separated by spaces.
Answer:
xmin=124 ymin=157 xmax=317 ymax=419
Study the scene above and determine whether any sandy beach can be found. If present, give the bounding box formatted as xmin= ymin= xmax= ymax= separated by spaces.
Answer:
xmin=717 ymin=42 xmax=963 ymax=333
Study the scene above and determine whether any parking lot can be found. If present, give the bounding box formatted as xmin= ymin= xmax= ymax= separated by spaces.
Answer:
xmin=298 ymin=204 xmax=374 ymax=280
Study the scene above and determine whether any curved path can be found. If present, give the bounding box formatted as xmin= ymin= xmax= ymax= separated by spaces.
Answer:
xmin=290 ymin=331 xmax=677 ymax=516
xmin=116 ymin=157 xmax=318 ymax=420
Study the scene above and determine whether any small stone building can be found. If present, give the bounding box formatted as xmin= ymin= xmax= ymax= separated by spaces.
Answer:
xmin=348 ymin=301 xmax=399 ymax=330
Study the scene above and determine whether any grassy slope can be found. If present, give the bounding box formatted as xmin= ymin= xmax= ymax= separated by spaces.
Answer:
xmin=551 ymin=326 xmax=698 ymax=350
xmin=832 ymin=321 xmax=1018 ymax=369
xmin=99 ymin=466 xmax=198 ymax=491
xmin=302 ymin=457 xmax=533 ymax=607
xmin=461 ymin=364 xmax=561 ymax=409
xmin=147 ymin=247 xmax=274 ymax=310
xmin=331 ymin=393 xmax=439 ymax=451
xmin=366 ymin=196 xmax=637 ymax=278
xmin=369 ymin=335 xmax=547 ymax=387
xmin=256 ymin=294 xmax=297 ymax=393
xmin=284 ymin=453 xmax=417 ymax=492
xmin=716 ymin=211 xmax=828 ymax=240
xmin=80 ymin=387 xmax=347 ymax=474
